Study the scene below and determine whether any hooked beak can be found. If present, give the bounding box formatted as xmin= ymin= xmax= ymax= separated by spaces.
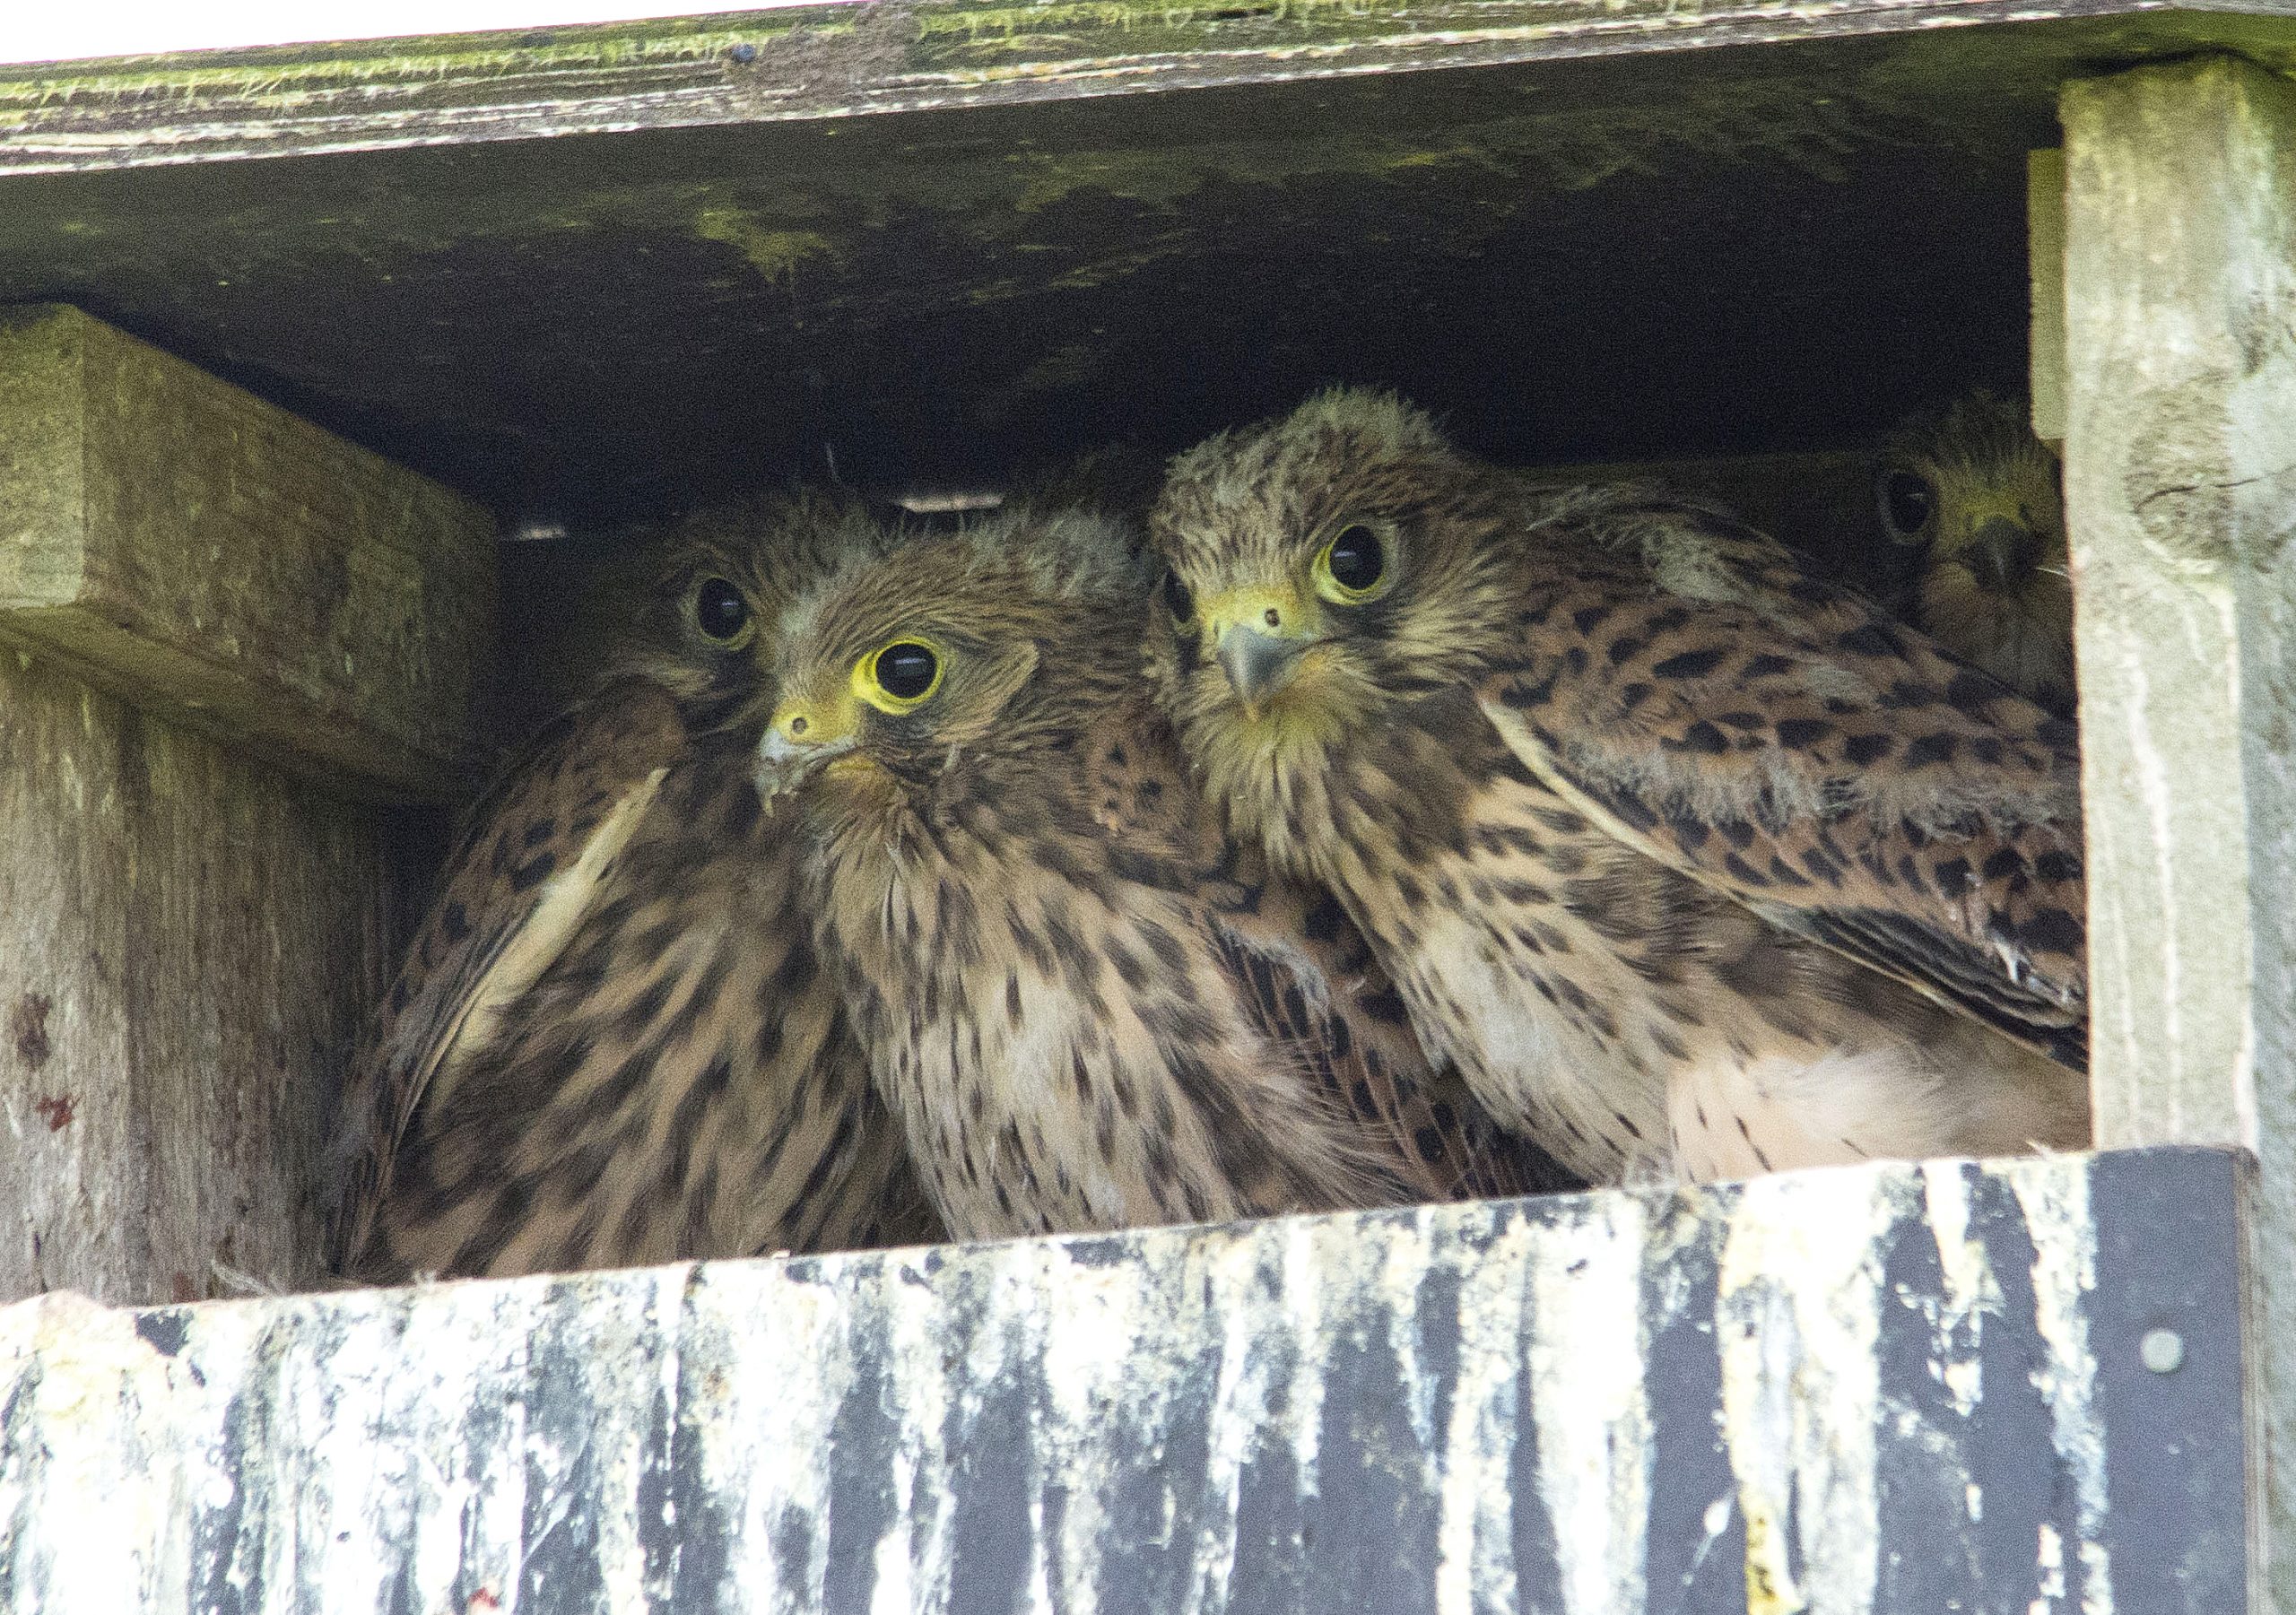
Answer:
xmin=754 ymin=697 xmax=857 ymax=802
xmin=1218 ymin=626 xmax=1308 ymax=708
xmin=1203 ymin=587 xmax=1318 ymax=710
xmin=1965 ymin=517 xmax=2045 ymax=595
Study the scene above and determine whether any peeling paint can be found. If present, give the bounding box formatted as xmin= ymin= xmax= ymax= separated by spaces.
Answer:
xmin=0 ymin=1150 xmax=2247 ymax=1613
xmin=2012 ymin=1166 xmax=2114 ymax=1615
xmin=1718 ymin=1169 xmax=1886 ymax=1615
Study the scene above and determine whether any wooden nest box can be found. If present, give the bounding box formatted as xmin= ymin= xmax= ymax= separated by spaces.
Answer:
xmin=0 ymin=5 xmax=2290 ymax=1611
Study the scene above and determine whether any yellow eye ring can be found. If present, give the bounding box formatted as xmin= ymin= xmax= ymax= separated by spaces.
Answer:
xmin=1312 ymin=521 xmax=1390 ymax=604
xmin=853 ymin=637 xmax=944 ymax=713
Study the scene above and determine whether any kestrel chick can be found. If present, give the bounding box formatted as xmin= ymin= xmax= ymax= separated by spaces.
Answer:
xmin=752 ymin=504 xmax=1570 ymax=1239
xmin=331 ymin=497 xmax=939 ymax=1282
xmin=1876 ymin=391 xmax=2072 ymax=713
xmin=1148 ymin=388 xmax=2091 ymax=1186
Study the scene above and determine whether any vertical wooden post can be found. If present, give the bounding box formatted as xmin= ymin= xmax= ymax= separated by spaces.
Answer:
xmin=2061 ymin=55 xmax=2296 ymax=1611
xmin=2026 ymin=147 xmax=2066 ymax=452
xmin=0 ymin=307 xmax=492 ymax=1304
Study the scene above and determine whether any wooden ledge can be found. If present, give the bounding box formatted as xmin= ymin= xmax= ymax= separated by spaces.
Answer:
xmin=0 ymin=305 xmax=494 ymax=803
xmin=0 ymin=1149 xmax=2246 ymax=1612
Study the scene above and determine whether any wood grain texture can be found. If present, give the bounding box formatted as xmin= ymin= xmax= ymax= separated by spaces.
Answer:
xmin=0 ymin=1149 xmax=2246 ymax=1613
xmin=2060 ymin=53 xmax=2296 ymax=1615
xmin=0 ymin=647 xmax=408 ymax=1306
xmin=0 ymin=304 xmax=494 ymax=803
xmin=0 ymin=9 xmax=2229 ymax=530
xmin=2027 ymin=146 xmax=2066 ymax=449
xmin=0 ymin=2 xmax=2291 ymax=176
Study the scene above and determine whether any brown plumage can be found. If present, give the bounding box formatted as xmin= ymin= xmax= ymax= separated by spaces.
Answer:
xmin=1147 ymin=388 xmax=2091 ymax=1186
xmin=750 ymin=502 xmax=1571 ymax=1240
xmin=330 ymin=496 xmax=939 ymax=1282
xmin=1877 ymin=390 xmax=2073 ymax=714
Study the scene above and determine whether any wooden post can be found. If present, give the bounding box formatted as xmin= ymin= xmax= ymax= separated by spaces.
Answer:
xmin=2027 ymin=147 xmax=2066 ymax=451
xmin=0 ymin=306 xmax=493 ymax=1304
xmin=2060 ymin=55 xmax=2296 ymax=1611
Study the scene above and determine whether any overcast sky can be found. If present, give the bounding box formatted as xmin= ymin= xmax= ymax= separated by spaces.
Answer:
xmin=1 ymin=4 xmax=826 ymax=66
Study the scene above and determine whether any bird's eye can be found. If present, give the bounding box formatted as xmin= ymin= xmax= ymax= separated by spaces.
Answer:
xmin=1315 ymin=523 xmax=1387 ymax=602
xmin=1878 ymin=472 xmax=1937 ymax=543
xmin=1162 ymin=570 xmax=1195 ymax=622
xmin=857 ymin=639 xmax=944 ymax=711
xmin=694 ymin=577 xmax=751 ymax=641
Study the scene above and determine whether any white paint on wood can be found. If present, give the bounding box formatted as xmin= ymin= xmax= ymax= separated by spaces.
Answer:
xmin=0 ymin=1152 xmax=2209 ymax=1614
xmin=1528 ymin=1193 xmax=1649 ymax=1615
xmin=2012 ymin=1165 xmax=2111 ymax=1615
xmin=1718 ymin=1168 xmax=1887 ymax=1615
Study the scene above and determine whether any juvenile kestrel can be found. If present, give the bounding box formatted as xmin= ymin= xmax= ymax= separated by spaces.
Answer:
xmin=1147 ymin=388 xmax=2091 ymax=1186
xmin=748 ymin=502 xmax=1573 ymax=1240
xmin=330 ymin=498 xmax=939 ymax=1282
xmin=1876 ymin=391 xmax=2072 ymax=713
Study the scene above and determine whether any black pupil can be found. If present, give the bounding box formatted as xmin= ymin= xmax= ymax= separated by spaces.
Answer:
xmin=697 ymin=577 xmax=748 ymax=639
xmin=878 ymin=643 xmax=937 ymax=699
xmin=1327 ymin=525 xmax=1384 ymax=592
xmin=1162 ymin=570 xmax=1194 ymax=621
xmin=1883 ymin=473 xmax=1935 ymax=537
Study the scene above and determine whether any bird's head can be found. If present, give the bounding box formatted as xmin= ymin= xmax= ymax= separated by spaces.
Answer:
xmin=1876 ymin=390 xmax=2072 ymax=708
xmin=752 ymin=508 xmax=1146 ymax=828
xmin=1145 ymin=388 xmax=1516 ymax=821
xmin=582 ymin=489 xmax=897 ymax=767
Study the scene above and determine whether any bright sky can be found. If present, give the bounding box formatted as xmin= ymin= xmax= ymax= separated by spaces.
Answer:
xmin=0 ymin=4 xmax=829 ymax=67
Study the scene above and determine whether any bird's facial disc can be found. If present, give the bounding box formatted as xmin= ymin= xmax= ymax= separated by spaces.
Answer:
xmin=755 ymin=636 xmax=952 ymax=801
xmin=1196 ymin=521 xmax=1395 ymax=712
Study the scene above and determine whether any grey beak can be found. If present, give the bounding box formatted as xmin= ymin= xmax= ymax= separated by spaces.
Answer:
xmin=752 ymin=727 xmax=854 ymax=804
xmin=1216 ymin=625 xmax=1308 ymax=706
xmin=1967 ymin=517 xmax=2044 ymax=594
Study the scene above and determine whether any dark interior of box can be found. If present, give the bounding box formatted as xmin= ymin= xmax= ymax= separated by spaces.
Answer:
xmin=0 ymin=21 xmax=2099 ymax=742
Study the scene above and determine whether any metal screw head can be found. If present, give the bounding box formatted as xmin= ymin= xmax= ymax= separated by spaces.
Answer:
xmin=2140 ymin=1327 xmax=2186 ymax=1375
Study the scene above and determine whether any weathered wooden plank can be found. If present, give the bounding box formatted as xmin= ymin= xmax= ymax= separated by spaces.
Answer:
xmin=0 ymin=11 xmax=2178 ymax=528
xmin=4 ymin=3 xmax=2296 ymax=176
xmin=2060 ymin=52 xmax=2296 ymax=1614
xmin=0 ymin=304 xmax=494 ymax=802
xmin=2027 ymin=146 xmax=2066 ymax=448
xmin=0 ymin=647 xmax=412 ymax=1307
xmin=0 ymin=1150 xmax=2247 ymax=1612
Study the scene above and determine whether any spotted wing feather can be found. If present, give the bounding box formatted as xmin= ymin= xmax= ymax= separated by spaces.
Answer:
xmin=327 ymin=680 xmax=685 ymax=1270
xmin=1475 ymin=493 xmax=2087 ymax=1066
xmin=1084 ymin=723 xmax=1577 ymax=1203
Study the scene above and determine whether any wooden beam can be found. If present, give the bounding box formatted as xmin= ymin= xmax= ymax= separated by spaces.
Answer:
xmin=2028 ymin=147 xmax=2066 ymax=450
xmin=0 ymin=4 xmax=2292 ymax=178
xmin=0 ymin=1150 xmax=2248 ymax=1613
xmin=2060 ymin=53 xmax=2296 ymax=1612
xmin=0 ymin=305 xmax=494 ymax=803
